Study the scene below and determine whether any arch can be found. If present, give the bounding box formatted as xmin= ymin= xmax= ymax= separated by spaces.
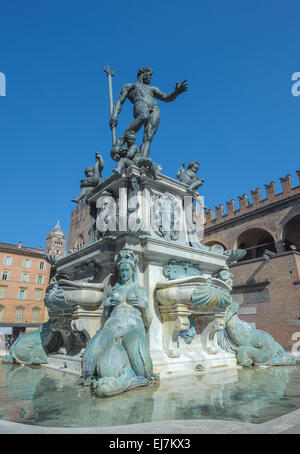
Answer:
xmin=279 ymin=205 xmax=300 ymax=236
xmin=232 ymin=223 xmax=278 ymax=248
xmin=236 ymin=228 xmax=277 ymax=261
xmin=282 ymin=214 xmax=300 ymax=252
xmin=203 ymin=240 xmax=228 ymax=250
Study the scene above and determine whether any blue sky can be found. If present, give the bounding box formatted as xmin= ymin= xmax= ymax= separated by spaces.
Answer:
xmin=0 ymin=0 xmax=299 ymax=248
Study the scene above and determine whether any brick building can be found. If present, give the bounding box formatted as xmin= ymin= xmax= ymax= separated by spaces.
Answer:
xmin=0 ymin=242 xmax=51 ymax=341
xmin=67 ymin=202 xmax=91 ymax=251
xmin=203 ymin=171 xmax=300 ymax=350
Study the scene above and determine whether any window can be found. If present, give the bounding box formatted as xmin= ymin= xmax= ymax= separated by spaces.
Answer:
xmin=36 ymin=275 xmax=44 ymax=285
xmin=21 ymin=273 xmax=29 ymax=283
xmin=1 ymin=271 xmax=9 ymax=281
xmin=15 ymin=307 xmax=24 ymax=322
xmin=24 ymin=259 xmax=31 ymax=268
xmin=35 ymin=289 xmax=42 ymax=301
xmin=32 ymin=308 xmax=40 ymax=322
xmin=0 ymin=287 xmax=6 ymax=298
xmin=18 ymin=289 xmax=26 ymax=300
xmin=4 ymin=256 xmax=12 ymax=265
xmin=0 ymin=306 xmax=4 ymax=322
xmin=39 ymin=261 xmax=45 ymax=270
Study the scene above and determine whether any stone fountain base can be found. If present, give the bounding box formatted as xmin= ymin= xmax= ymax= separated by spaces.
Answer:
xmin=45 ymin=354 xmax=82 ymax=375
xmin=151 ymin=350 xmax=236 ymax=379
xmin=43 ymin=350 xmax=236 ymax=379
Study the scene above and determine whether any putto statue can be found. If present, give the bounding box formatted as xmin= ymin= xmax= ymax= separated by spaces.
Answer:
xmin=82 ymin=249 xmax=158 ymax=397
xmin=111 ymin=130 xmax=159 ymax=178
xmin=71 ymin=152 xmax=104 ymax=204
xmin=177 ymin=161 xmax=204 ymax=196
xmin=110 ymin=66 xmax=188 ymax=158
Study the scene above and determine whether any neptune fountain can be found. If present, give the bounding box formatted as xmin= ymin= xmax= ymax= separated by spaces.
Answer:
xmin=3 ymin=66 xmax=295 ymax=399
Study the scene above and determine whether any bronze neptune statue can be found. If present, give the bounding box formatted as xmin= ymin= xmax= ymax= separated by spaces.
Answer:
xmin=110 ymin=66 xmax=188 ymax=158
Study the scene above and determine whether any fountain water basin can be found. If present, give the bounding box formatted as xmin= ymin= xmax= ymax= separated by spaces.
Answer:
xmin=59 ymin=279 xmax=104 ymax=311
xmin=153 ymin=275 xmax=236 ymax=374
xmin=155 ymin=275 xmax=231 ymax=311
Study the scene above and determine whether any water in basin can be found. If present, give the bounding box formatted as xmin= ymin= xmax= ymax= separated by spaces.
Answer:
xmin=1 ymin=361 xmax=300 ymax=427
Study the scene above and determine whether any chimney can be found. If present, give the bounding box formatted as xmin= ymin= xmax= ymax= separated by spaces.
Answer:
xmin=18 ymin=241 xmax=22 ymax=249
xmin=296 ymin=170 xmax=300 ymax=182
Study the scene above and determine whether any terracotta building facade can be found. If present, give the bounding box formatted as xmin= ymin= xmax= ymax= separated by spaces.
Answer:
xmin=203 ymin=171 xmax=300 ymax=350
xmin=0 ymin=242 xmax=51 ymax=341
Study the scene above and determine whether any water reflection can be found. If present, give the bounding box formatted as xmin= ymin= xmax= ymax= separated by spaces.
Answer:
xmin=0 ymin=362 xmax=299 ymax=427
xmin=0 ymin=364 xmax=48 ymax=423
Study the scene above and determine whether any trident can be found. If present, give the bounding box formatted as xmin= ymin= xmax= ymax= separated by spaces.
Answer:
xmin=104 ymin=65 xmax=116 ymax=146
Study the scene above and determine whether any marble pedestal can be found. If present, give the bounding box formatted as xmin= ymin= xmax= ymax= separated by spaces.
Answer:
xmin=56 ymin=169 xmax=236 ymax=377
xmin=73 ymin=306 xmax=103 ymax=339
